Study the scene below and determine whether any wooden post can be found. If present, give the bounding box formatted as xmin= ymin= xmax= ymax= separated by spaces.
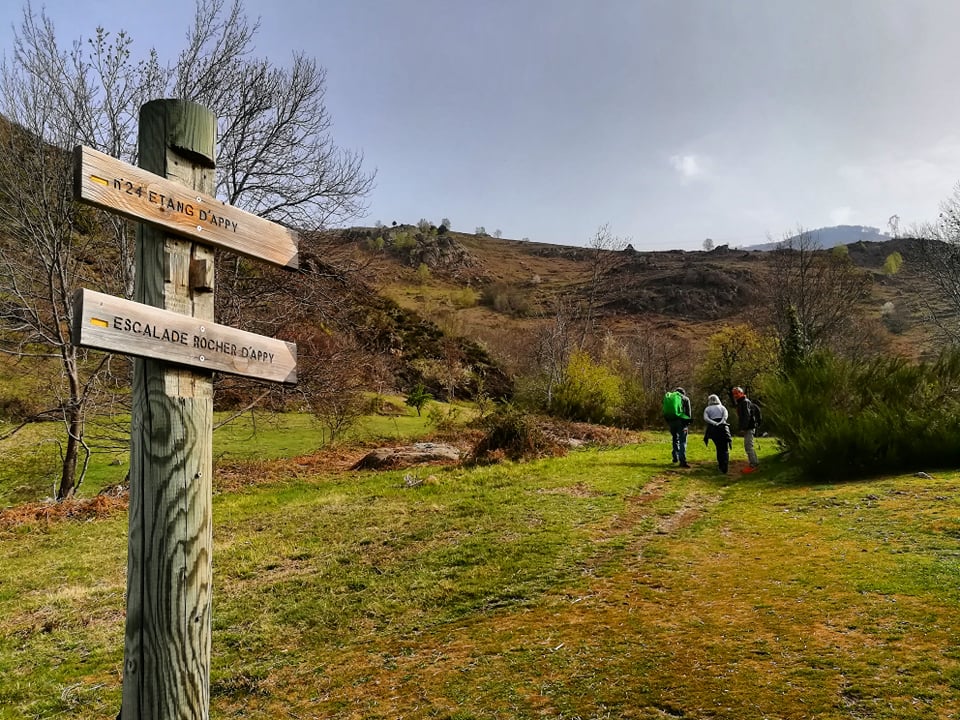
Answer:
xmin=121 ymin=100 xmax=217 ymax=720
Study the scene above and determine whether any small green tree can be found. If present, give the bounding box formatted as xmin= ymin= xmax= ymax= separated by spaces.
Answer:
xmin=780 ymin=305 xmax=811 ymax=375
xmin=695 ymin=324 xmax=777 ymax=397
xmin=405 ymin=383 xmax=433 ymax=416
xmin=551 ymin=349 xmax=623 ymax=424
xmin=883 ymin=251 xmax=904 ymax=276
xmin=392 ymin=230 xmax=416 ymax=251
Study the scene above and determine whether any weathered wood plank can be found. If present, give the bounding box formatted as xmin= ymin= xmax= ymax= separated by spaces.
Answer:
xmin=73 ymin=144 xmax=299 ymax=269
xmin=74 ymin=288 xmax=297 ymax=384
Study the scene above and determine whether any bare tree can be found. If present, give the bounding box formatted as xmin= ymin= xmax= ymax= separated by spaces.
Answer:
xmin=0 ymin=0 xmax=374 ymax=498
xmin=535 ymin=297 xmax=580 ymax=409
xmin=579 ymin=223 xmax=626 ymax=348
xmin=295 ymin=327 xmax=371 ymax=443
xmin=0 ymin=17 xmax=161 ymax=499
xmin=769 ymin=228 xmax=873 ymax=360
xmin=909 ymin=186 xmax=960 ymax=344
xmin=624 ymin=328 xmax=693 ymax=425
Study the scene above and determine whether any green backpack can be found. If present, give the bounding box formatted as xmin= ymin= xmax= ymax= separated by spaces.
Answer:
xmin=662 ymin=391 xmax=686 ymax=420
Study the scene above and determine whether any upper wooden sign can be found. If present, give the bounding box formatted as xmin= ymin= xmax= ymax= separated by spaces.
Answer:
xmin=73 ymin=145 xmax=299 ymax=269
xmin=74 ymin=289 xmax=298 ymax=384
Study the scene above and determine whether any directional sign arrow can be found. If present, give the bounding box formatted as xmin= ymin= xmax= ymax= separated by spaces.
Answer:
xmin=74 ymin=288 xmax=298 ymax=384
xmin=73 ymin=145 xmax=299 ymax=269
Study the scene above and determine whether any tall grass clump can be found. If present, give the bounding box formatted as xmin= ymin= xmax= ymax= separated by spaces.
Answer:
xmin=766 ymin=348 xmax=960 ymax=479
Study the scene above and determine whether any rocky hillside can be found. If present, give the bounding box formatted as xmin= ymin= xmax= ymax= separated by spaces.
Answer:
xmin=326 ymin=225 xmax=938 ymax=360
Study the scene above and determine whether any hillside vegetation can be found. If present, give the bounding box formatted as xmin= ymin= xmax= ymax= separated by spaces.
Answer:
xmin=330 ymin=225 xmax=936 ymax=356
xmin=0 ymin=218 xmax=946 ymax=501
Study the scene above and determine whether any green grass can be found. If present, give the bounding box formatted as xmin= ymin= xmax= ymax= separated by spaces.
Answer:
xmin=0 ymin=402 xmax=436 ymax=505
xmin=2 ymin=430 xmax=959 ymax=718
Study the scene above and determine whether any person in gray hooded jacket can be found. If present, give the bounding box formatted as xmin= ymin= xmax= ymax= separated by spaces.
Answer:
xmin=703 ymin=394 xmax=732 ymax=473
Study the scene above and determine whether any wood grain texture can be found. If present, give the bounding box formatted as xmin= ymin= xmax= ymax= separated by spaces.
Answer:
xmin=73 ymin=145 xmax=299 ymax=269
xmin=74 ymin=288 xmax=297 ymax=384
xmin=122 ymin=100 xmax=217 ymax=720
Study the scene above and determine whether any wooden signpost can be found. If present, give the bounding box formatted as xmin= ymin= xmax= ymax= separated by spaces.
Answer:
xmin=74 ymin=288 xmax=297 ymax=384
xmin=74 ymin=145 xmax=299 ymax=269
xmin=72 ymin=99 xmax=299 ymax=720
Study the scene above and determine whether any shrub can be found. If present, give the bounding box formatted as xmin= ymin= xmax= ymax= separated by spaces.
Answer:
xmin=449 ymin=288 xmax=478 ymax=309
xmin=883 ymin=251 xmax=904 ymax=276
xmin=392 ymin=231 xmax=416 ymax=251
xmin=480 ymin=282 xmax=532 ymax=317
xmin=415 ymin=262 xmax=431 ymax=283
xmin=616 ymin=377 xmax=648 ymax=429
xmin=426 ymin=403 xmax=462 ymax=431
xmin=695 ymin=324 xmax=778 ymax=399
xmin=765 ymin=348 xmax=960 ymax=480
xmin=468 ymin=405 xmax=559 ymax=463
xmin=551 ymin=350 xmax=623 ymax=425
xmin=881 ymin=301 xmax=909 ymax=334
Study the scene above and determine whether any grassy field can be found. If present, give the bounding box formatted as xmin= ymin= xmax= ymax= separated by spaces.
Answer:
xmin=1 ymin=429 xmax=959 ymax=719
xmin=0 ymin=404 xmax=436 ymax=506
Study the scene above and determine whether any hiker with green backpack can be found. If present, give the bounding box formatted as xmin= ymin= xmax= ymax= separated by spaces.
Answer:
xmin=663 ymin=387 xmax=692 ymax=468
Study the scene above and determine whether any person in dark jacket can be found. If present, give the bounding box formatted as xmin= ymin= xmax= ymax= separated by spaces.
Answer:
xmin=732 ymin=386 xmax=759 ymax=472
xmin=665 ymin=387 xmax=692 ymax=468
xmin=702 ymin=394 xmax=732 ymax=473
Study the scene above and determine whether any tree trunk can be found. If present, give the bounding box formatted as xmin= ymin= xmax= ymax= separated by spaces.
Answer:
xmin=56 ymin=407 xmax=83 ymax=500
xmin=56 ymin=348 xmax=84 ymax=500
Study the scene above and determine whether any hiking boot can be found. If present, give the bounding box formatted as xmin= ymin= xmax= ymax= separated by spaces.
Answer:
xmin=679 ymin=462 xmax=691 ymax=468
xmin=741 ymin=465 xmax=758 ymax=474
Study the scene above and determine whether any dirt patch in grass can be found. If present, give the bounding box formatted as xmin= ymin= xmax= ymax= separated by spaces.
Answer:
xmin=536 ymin=482 xmax=602 ymax=498
xmin=0 ymin=494 xmax=127 ymax=530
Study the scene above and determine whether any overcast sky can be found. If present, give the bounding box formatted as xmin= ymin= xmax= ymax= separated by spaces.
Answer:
xmin=3 ymin=0 xmax=960 ymax=249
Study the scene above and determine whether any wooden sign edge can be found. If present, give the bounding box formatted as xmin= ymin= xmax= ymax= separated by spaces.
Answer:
xmin=73 ymin=289 xmax=298 ymax=385
xmin=72 ymin=145 xmax=300 ymax=270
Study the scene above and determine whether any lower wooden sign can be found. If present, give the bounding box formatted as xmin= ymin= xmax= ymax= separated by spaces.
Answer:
xmin=73 ymin=289 xmax=297 ymax=384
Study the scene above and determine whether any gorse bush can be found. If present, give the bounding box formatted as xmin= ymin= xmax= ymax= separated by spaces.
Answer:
xmin=766 ymin=348 xmax=960 ymax=479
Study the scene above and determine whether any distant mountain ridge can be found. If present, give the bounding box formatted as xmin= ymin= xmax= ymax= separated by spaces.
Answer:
xmin=746 ymin=225 xmax=891 ymax=251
